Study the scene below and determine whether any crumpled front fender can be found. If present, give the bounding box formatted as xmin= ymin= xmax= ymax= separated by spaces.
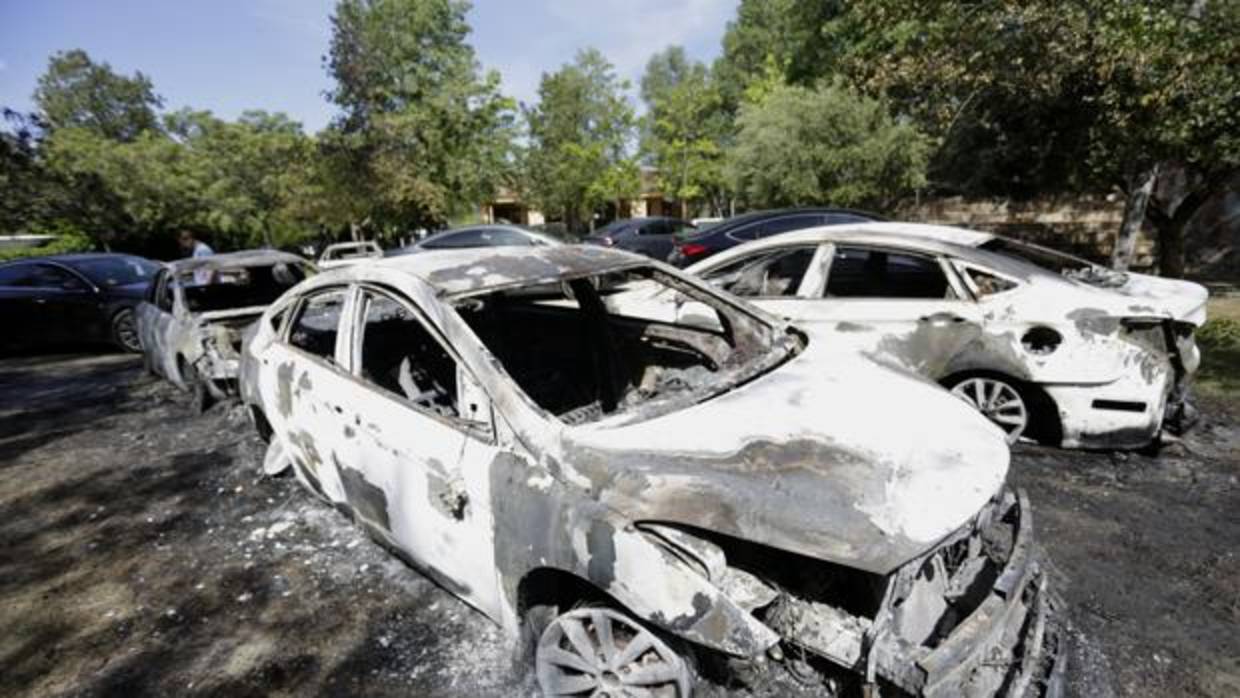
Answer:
xmin=582 ymin=521 xmax=781 ymax=657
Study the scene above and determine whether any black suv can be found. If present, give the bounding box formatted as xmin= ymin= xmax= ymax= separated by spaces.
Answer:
xmin=667 ymin=208 xmax=883 ymax=267
xmin=585 ymin=217 xmax=695 ymax=261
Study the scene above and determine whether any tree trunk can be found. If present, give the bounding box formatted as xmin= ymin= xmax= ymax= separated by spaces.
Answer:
xmin=1112 ymin=164 xmax=1159 ymax=271
xmin=1156 ymin=217 xmax=1187 ymax=278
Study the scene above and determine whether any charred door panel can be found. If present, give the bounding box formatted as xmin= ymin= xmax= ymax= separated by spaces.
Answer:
xmin=344 ymin=288 xmax=502 ymax=617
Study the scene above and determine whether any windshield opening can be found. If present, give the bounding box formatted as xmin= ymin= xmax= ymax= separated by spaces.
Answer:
xmin=453 ymin=266 xmax=794 ymax=425
xmin=73 ymin=257 xmax=160 ymax=287
xmin=180 ymin=263 xmax=309 ymax=313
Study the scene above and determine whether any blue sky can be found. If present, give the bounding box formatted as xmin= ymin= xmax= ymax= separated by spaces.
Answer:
xmin=0 ymin=0 xmax=738 ymax=133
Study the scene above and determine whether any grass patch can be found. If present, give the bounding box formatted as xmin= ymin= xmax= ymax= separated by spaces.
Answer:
xmin=1196 ymin=299 xmax=1240 ymax=398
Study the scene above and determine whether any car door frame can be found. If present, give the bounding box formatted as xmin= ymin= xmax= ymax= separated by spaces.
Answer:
xmin=136 ymin=268 xmax=182 ymax=379
xmin=695 ymin=240 xmax=833 ymax=320
xmin=27 ymin=262 xmax=102 ymax=345
xmin=800 ymin=242 xmax=984 ymax=376
xmin=333 ymin=280 xmax=505 ymax=617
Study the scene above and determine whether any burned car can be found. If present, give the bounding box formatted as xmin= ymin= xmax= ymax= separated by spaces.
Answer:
xmin=137 ymin=250 xmax=314 ymax=410
xmin=678 ymin=223 xmax=1208 ymax=449
xmin=240 ymin=246 xmax=1063 ymax=696
xmin=318 ymin=241 xmax=383 ymax=269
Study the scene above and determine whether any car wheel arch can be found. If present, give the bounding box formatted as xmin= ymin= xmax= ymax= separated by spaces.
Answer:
xmin=504 ymin=523 xmax=780 ymax=660
xmin=940 ymin=369 xmax=1063 ymax=446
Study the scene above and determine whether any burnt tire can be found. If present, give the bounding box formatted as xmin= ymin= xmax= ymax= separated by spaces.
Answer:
xmin=111 ymin=308 xmax=142 ymax=353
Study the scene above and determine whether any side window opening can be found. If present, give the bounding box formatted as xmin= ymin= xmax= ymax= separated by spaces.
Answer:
xmin=288 ymin=290 xmax=345 ymax=363
xmin=702 ymin=246 xmax=816 ymax=297
xmin=0 ymin=263 xmax=33 ymax=286
xmin=963 ymin=266 xmax=1018 ymax=297
xmin=359 ymin=292 xmax=459 ymax=418
xmin=826 ymin=247 xmax=951 ymax=299
xmin=31 ymin=265 xmax=80 ymax=290
xmin=269 ymin=305 xmax=290 ymax=332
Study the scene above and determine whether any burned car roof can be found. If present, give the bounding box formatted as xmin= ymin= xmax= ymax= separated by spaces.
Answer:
xmin=168 ymin=250 xmax=310 ymax=274
xmin=360 ymin=245 xmax=647 ymax=296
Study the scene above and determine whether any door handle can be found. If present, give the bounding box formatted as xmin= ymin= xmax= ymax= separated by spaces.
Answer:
xmin=35 ymin=298 xmax=47 ymax=304
xmin=918 ymin=312 xmax=966 ymax=325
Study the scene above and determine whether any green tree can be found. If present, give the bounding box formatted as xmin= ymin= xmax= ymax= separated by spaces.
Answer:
xmin=34 ymin=49 xmax=162 ymax=142
xmin=714 ymin=0 xmax=845 ymax=110
xmin=523 ymin=49 xmax=637 ymax=233
xmin=640 ymin=47 xmax=729 ymax=216
xmin=325 ymin=0 xmax=516 ymax=232
xmin=825 ymin=0 xmax=1238 ymax=276
xmin=727 ymin=82 xmax=929 ymax=209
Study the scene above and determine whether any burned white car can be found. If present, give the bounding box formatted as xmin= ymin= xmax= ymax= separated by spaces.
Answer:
xmin=240 ymin=246 xmax=1064 ymax=697
xmin=137 ymin=250 xmax=314 ymax=410
xmin=681 ymin=223 xmax=1208 ymax=449
xmin=318 ymin=241 xmax=383 ymax=269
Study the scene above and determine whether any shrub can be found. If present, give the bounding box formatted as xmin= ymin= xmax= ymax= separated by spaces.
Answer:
xmin=0 ymin=228 xmax=94 ymax=262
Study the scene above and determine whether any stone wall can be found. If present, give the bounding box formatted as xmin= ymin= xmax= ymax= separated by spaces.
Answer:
xmin=897 ymin=195 xmax=1155 ymax=268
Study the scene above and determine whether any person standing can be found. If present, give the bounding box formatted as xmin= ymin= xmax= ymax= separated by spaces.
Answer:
xmin=178 ymin=229 xmax=214 ymax=258
xmin=178 ymin=229 xmax=215 ymax=284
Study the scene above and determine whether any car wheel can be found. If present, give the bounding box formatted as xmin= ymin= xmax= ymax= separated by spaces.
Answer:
xmin=948 ymin=374 xmax=1029 ymax=445
xmin=535 ymin=607 xmax=692 ymax=698
xmin=111 ymin=308 xmax=142 ymax=353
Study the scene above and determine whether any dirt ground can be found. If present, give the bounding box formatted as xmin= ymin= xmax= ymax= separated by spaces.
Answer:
xmin=1 ymin=352 xmax=1237 ymax=697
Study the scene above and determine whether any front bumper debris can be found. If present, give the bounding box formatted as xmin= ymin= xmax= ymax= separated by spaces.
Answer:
xmin=767 ymin=489 xmax=1066 ymax=697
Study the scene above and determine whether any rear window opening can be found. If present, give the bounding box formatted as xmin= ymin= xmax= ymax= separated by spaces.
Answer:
xmin=180 ymin=263 xmax=310 ymax=313
xmin=453 ymin=266 xmax=794 ymax=425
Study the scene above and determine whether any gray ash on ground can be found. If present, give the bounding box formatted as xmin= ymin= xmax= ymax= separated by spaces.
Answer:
xmin=1 ymin=353 xmax=1237 ymax=697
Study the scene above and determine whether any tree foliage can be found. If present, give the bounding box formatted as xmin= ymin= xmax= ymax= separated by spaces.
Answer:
xmin=728 ymin=83 xmax=929 ymax=209
xmin=716 ymin=0 xmax=1238 ymax=275
xmin=639 ymin=47 xmax=730 ymax=215
xmin=325 ymin=0 xmax=516 ymax=231
xmin=34 ymin=49 xmax=163 ymax=142
xmin=523 ymin=49 xmax=637 ymax=233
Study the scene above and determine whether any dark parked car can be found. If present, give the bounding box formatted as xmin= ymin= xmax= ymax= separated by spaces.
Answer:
xmin=667 ymin=207 xmax=883 ymax=266
xmin=390 ymin=224 xmax=561 ymax=256
xmin=0 ymin=253 xmax=161 ymax=353
xmin=584 ymin=216 xmax=694 ymax=260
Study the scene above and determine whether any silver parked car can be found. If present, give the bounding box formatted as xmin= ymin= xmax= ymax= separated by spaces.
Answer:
xmin=136 ymin=250 xmax=314 ymax=410
xmin=317 ymin=241 xmax=383 ymax=269
xmin=678 ymin=222 xmax=1208 ymax=448
xmin=239 ymin=245 xmax=1063 ymax=697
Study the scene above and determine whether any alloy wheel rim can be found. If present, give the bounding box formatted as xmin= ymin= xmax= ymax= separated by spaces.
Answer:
xmin=115 ymin=312 xmax=141 ymax=351
xmin=951 ymin=377 xmax=1028 ymax=444
xmin=536 ymin=608 xmax=690 ymax=697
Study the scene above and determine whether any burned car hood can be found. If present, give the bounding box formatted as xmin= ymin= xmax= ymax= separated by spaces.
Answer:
xmin=562 ymin=347 xmax=1010 ymax=575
